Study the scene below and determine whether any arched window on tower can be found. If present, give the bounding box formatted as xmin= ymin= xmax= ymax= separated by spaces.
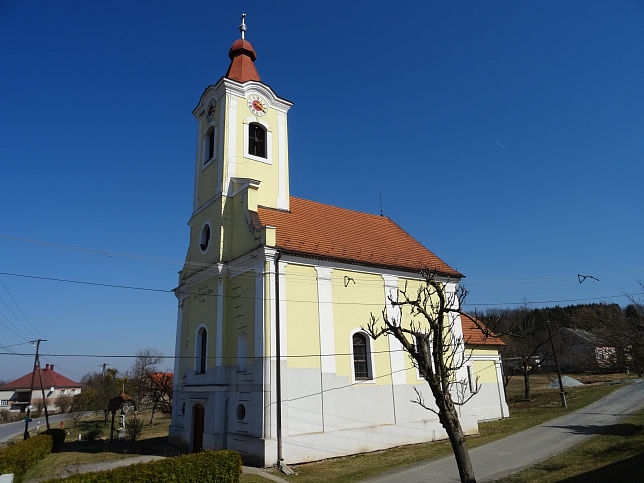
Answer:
xmin=196 ymin=327 xmax=207 ymax=374
xmin=248 ymin=122 xmax=266 ymax=158
xmin=207 ymin=127 xmax=215 ymax=160
xmin=203 ymin=126 xmax=216 ymax=166
xmin=352 ymin=332 xmax=372 ymax=380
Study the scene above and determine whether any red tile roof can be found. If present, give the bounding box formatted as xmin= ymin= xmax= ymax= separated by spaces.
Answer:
xmin=0 ymin=365 xmax=80 ymax=390
xmin=460 ymin=314 xmax=505 ymax=346
xmin=257 ymin=197 xmax=462 ymax=277
xmin=225 ymin=39 xmax=261 ymax=83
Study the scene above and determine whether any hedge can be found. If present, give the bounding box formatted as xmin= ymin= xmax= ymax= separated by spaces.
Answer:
xmin=0 ymin=428 xmax=64 ymax=481
xmin=53 ymin=450 xmax=242 ymax=483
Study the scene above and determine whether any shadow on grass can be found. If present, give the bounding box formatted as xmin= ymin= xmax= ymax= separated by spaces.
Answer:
xmin=560 ymin=450 xmax=644 ymax=481
xmin=544 ymin=423 xmax=643 ymax=436
xmin=56 ymin=436 xmax=181 ymax=457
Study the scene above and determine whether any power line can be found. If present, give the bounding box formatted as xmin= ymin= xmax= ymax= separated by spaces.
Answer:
xmin=1 ymin=270 xmax=642 ymax=308
xmin=0 ymin=307 xmax=31 ymax=343
xmin=463 ymin=292 xmax=644 ymax=307
xmin=4 ymin=233 xmax=643 ymax=287
xmin=0 ymin=278 xmax=44 ymax=339
xmin=0 ymin=348 xmax=414 ymax=360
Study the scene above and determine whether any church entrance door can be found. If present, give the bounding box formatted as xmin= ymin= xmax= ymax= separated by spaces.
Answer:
xmin=192 ymin=404 xmax=204 ymax=452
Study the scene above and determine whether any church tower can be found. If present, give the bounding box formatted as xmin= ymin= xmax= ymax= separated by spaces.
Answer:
xmin=170 ymin=16 xmax=293 ymax=461
xmin=182 ymin=14 xmax=292 ymax=278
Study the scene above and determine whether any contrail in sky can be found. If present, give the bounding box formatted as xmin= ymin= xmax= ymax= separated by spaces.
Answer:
xmin=492 ymin=137 xmax=508 ymax=150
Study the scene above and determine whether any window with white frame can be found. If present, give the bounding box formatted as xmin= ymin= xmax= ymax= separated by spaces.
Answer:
xmin=243 ymin=119 xmax=272 ymax=164
xmin=0 ymin=400 xmax=7 ymax=407
xmin=352 ymin=332 xmax=372 ymax=380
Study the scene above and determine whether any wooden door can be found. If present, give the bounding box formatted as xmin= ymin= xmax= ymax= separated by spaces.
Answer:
xmin=192 ymin=404 xmax=204 ymax=452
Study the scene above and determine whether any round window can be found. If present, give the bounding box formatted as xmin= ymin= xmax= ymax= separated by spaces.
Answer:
xmin=200 ymin=223 xmax=211 ymax=252
xmin=236 ymin=404 xmax=246 ymax=420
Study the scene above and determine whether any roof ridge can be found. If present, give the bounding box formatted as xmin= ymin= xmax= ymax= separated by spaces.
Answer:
xmin=288 ymin=196 xmax=391 ymax=220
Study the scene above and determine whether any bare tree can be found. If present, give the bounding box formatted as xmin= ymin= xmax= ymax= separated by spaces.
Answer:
xmin=622 ymin=280 xmax=644 ymax=375
xmin=366 ymin=270 xmax=486 ymax=483
xmin=56 ymin=394 xmax=74 ymax=414
xmin=146 ymin=372 xmax=173 ymax=424
xmin=130 ymin=348 xmax=172 ymax=425
xmin=483 ymin=308 xmax=550 ymax=400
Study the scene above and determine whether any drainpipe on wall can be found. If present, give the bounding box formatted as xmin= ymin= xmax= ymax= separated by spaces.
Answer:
xmin=274 ymin=252 xmax=284 ymax=465
xmin=274 ymin=252 xmax=294 ymax=475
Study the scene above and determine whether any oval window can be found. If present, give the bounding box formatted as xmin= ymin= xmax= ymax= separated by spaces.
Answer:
xmin=200 ymin=223 xmax=211 ymax=252
xmin=236 ymin=404 xmax=246 ymax=420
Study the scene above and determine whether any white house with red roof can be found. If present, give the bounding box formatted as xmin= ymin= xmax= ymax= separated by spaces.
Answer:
xmin=169 ymin=16 xmax=508 ymax=465
xmin=0 ymin=364 xmax=81 ymax=413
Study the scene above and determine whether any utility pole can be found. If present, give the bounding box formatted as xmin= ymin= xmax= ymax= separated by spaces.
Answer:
xmin=545 ymin=310 xmax=566 ymax=408
xmin=37 ymin=360 xmax=51 ymax=430
xmin=23 ymin=338 xmax=46 ymax=440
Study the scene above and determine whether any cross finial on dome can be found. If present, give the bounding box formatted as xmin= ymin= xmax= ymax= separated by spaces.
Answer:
xmin=239 ymin=13 xmax=247 ymax=40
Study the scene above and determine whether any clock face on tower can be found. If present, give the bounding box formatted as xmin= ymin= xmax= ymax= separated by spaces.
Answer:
xmin=247 ymin=94 xmax=267 ymax=116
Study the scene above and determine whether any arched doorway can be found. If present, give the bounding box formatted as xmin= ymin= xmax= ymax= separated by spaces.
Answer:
xmin=192 ymin=404 xmax=204 ymax=452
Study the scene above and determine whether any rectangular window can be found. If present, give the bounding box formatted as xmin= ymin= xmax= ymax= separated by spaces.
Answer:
xmin=0 ymin=400 xmax=7 ymax=407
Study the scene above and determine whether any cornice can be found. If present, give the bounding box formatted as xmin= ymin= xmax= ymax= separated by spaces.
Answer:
xmin=193 ymin=77 xmax=293 ymax=118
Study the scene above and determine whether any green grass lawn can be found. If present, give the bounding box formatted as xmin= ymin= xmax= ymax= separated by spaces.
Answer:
xmin=21 ymin=410 xmax=177 ymax=481
xmin=498 ymin=408 xmax=644 ymax=482
xmin=261 ymin=377 xmax=629 ymax=483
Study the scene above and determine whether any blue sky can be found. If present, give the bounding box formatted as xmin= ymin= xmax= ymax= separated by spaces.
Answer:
xmin=1 ymin=1 xmax=643 ymax=381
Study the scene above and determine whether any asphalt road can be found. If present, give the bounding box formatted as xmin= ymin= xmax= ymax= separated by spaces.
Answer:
xmin=366 ymin=380 xmax=644 ymax=483
xmin=0 ymin=412 xmax=93 ymax=443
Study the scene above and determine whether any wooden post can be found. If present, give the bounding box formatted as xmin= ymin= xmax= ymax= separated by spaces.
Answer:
xmin=37 ymin=361 xmax=51 ymax=430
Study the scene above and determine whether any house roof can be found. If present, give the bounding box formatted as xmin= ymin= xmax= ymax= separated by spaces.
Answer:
xmin=0 ymin=364 xmax=80 ymax=391
xmin=460 ymin=314 xmax=505 ymax=346
xmin=257 ymin=197 xmax=462 ymax=277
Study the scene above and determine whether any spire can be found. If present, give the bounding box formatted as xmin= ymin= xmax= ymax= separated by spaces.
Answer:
xmin=225 ymin=13 xmax=261 ymax=83
xmin=239 ymin=13 xmax=247 ymax=40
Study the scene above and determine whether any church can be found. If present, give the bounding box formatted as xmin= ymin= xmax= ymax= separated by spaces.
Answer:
xmin=169 ymin=16 xmax=508 ymax=466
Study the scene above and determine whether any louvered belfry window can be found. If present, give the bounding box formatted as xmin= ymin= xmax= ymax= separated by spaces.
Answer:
xmin=353 ymin=333 xmax=370 ymax=379
xmin=248 ymin=122 xmax=266 ymax=158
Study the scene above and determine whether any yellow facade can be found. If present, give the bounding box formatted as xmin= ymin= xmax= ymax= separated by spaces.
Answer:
xmin=284 ymin=264 xmax=319 ymax=369
xmin=331 ymin=270 xmax=392 ymax=384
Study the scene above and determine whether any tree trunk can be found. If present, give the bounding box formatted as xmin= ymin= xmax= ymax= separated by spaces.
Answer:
xmin=440 ymin=404 xmax=476 ymax=483
xmin=522 ymin=362 xmax=531 ymax=399
xmin=149 ymin=402 xmax=156 ymax=425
